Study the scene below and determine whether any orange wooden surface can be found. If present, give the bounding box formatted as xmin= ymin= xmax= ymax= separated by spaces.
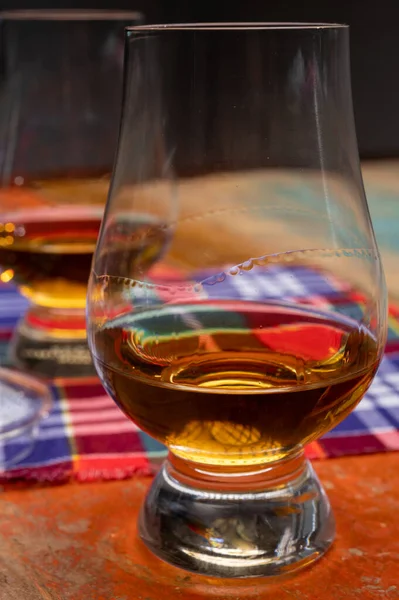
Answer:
xmin=1 ymin=453 xmax=399 ymax=599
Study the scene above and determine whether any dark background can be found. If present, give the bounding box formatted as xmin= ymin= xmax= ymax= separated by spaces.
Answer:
xmin=0 ymin=0 xmax=397 ymax=159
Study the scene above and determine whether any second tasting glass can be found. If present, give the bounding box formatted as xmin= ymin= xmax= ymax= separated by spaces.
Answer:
xmin=87 ymin=24 xmax=387 ymax=577
xmin=0 ymin=10 xmax=142 ymax=378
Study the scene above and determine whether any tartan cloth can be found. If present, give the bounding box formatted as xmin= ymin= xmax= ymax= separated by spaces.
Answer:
xmin=1 ymin=265 xmax=399 ymax=482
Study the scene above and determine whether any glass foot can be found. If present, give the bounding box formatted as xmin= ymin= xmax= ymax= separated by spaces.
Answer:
xmin=10 ymin=305 xmax=96 ymax=379
xmin=0 ymin=367 xmax=51 ymax=469
xmin=139 ymin=453 xmax=335 ymax=578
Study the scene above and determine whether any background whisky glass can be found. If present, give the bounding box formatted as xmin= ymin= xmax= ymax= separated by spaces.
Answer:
xmin=87 ymin=24 xmax=387 ymax=578
xmin=0 ymin=10 xmax=142 ymax=378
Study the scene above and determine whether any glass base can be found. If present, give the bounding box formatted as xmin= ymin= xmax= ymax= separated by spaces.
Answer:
xmin=10 ymin=305 xmax=96 ymax=379
xmin=139 ymin=453 xmax=335 ymax=578
xmin=0 ymin=367 xmax=51 ymax=469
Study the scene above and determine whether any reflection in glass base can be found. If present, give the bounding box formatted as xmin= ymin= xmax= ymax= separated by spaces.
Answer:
xmin=10 ymin=305 xmax=96 ymax=379
xmin=139 ymin=454 xmax=335 ymax=578
xmin=0 ymin=367 xmax=51 ymax=469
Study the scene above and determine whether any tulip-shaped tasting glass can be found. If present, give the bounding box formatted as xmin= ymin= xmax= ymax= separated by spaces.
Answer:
xmin=0 ymin=10 xmax=142 ymax=378
xmin=87 ymin=24 xmax=387 ymax=578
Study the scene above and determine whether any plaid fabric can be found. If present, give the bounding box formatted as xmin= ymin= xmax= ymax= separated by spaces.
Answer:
xmin=1 ymin=265 xmax=399 ymax=482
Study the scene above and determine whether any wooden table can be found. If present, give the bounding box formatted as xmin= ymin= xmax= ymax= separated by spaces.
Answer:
xmin=1 ymin=454 xmax=398 ymax=600
xmin=1 ymin=161 xmax=399 ymax=599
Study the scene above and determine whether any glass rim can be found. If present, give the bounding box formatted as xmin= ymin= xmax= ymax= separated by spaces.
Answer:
xmin=0 ymin=9 xmax=143 ymax=21
xmin=127 ymin=22 xmax=348 ymax=32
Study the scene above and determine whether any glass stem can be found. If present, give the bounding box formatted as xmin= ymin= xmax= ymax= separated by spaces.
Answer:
xmin=167 ymin=447 xmax=307 ymax=494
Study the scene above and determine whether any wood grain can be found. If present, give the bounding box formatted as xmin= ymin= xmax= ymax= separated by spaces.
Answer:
xmin=1 ymin=454 xmax=399 ymax=599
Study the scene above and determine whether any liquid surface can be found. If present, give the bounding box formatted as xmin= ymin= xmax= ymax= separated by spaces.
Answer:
xmin=92 ymin=302 xmax=379 ymax=466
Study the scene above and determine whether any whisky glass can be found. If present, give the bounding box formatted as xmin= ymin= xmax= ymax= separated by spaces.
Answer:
xmin=0 ymin=10 xmax=142 ymax=378
xmin=87 ymin=24 xmax=387 ymax=578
